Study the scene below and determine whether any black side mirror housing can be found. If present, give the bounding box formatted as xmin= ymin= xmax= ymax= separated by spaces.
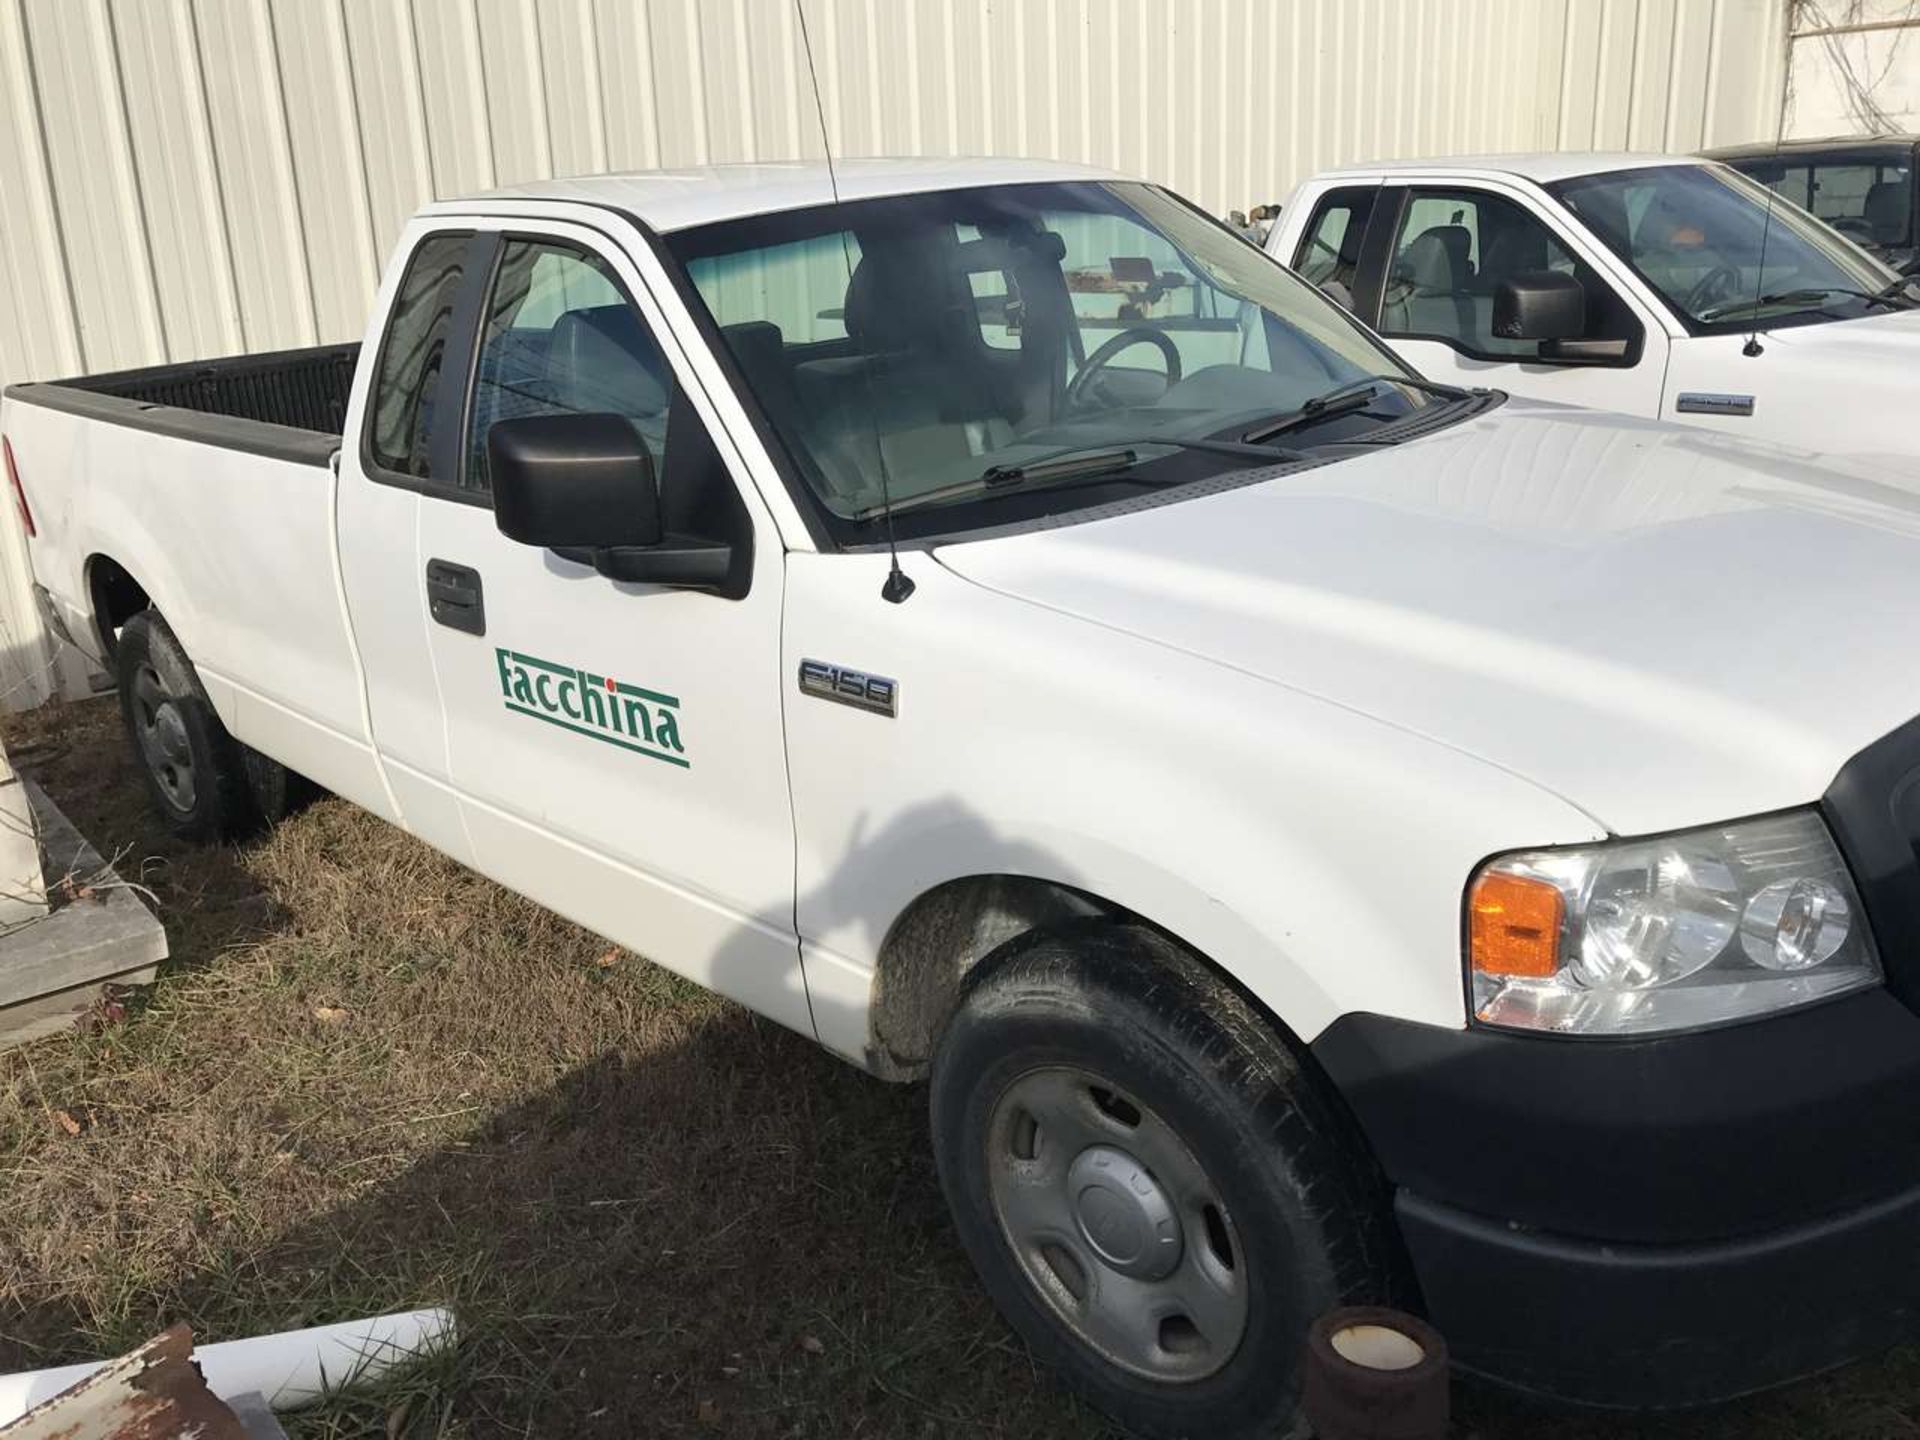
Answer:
xmin=489 ymin=413 xmax=739 ymax=594
xmin=1493 ymin=270 xmax=1586 ymax=341
xmin=490 ymin=413 xmax=662 ymax=549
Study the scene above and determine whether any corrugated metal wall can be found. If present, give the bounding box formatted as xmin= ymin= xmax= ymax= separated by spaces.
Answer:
xmin=0 ymin=0 xmax=1787 ymax=707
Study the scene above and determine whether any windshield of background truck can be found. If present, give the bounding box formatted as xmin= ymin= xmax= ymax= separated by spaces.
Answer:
xmin=669 ymin=181 xmax=1435 ymax=539
xmin=1550 ymin=163 xmax=1900 ymax=331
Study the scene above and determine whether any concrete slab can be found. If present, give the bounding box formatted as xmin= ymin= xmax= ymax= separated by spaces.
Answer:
xmin=0 ymin=745 xmax=48 ymax=931
xmin=0 ymin=780 xmax=167 ymax=1050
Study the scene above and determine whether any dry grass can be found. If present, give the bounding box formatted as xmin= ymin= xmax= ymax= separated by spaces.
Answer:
xmin=1 ymin=698 xmax=1918 ymax=1438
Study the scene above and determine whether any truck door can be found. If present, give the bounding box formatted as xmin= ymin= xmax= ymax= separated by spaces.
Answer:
xmin=412 ymin=220 xmax=809 ymax=1036
xmin=1364 ymin=182 xmax=1669 ymax=416
xmin=336 ymin=225 xmax=489 ymax=857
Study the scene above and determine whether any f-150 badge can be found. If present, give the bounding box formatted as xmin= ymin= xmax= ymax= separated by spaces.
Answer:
xmin=798 ymin=659 xmax=897 ymax=717
xmin=496 ymin=648 xmax=687 ymax=768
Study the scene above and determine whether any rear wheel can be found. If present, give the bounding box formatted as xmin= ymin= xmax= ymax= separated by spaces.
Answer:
xmin=930 ymin=922 xmax=1400 ymax=1440
xmin=115 ymin=610 xmax=260 ymax=842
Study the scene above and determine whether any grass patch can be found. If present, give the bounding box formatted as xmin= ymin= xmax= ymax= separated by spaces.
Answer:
xmin=0 ymin=698 xmax=1914 ymax=1437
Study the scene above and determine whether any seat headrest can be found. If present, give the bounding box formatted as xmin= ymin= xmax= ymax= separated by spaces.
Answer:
xmin=842 ymin=256 xmax=925 ymax=351
xmin=722 ymin=320 xmax=785 ymax=375
xmin=546 ymin=305 xmax=668 ymax=417
xmin=1399 ymin=225 xmax=1471 ymax=291
xmin=843 ymin=243 xmax=991 ymax=354
xmin=1865 ymin=179 xmax=1911 ymax=244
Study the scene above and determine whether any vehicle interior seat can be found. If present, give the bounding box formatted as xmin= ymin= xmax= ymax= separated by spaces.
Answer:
xmin=791 ymin=248 xmax=1017 ymax=504
xmin=1865 ymin=178 xmax=1912 ymax=247
xmin=1384 ymin=224 xmax=1475 ymax=339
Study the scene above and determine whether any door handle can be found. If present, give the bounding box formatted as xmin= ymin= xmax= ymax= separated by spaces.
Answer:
xmin=426 ymin=558 xmax=485 ymax=636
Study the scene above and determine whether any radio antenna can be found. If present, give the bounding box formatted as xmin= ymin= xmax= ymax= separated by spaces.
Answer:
xmin=795 ymin=0 xmax=914 ymax=603
xmin=1742 ymin=65 xmax=1792 ymax=358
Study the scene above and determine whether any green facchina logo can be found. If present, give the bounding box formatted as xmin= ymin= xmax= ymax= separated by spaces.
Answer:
xmin=495 ymin=648 xmax=688 ymax=769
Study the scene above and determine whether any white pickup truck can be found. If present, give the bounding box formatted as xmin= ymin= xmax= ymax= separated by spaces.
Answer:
xmin=1269 ymin=153 xmax=1920 ymax=466
xmin=9 ymin=157 xmax=1920 ymax=1438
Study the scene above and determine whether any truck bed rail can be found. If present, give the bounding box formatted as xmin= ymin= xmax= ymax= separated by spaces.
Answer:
xmin=2 ymin=343 xmax=358 ymax=467
xmin=62 ymin=343 xmax=359 ymax=434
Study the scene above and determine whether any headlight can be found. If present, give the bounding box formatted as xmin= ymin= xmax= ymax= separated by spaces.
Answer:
xmin=1467 ymin=809 xmax=1880 ymax=1036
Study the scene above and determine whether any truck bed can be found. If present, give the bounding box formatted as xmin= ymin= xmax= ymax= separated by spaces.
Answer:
xmin=3 ymin=343 xmax=357 ymax=466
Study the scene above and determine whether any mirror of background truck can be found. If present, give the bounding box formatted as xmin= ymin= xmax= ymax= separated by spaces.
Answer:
xmin=1493 ymin=270 xmax=1586 ymax=341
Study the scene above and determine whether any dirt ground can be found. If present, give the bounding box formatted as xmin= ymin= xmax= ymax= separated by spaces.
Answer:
xmin=3 ymin=697 xmax=1918 ymax=1439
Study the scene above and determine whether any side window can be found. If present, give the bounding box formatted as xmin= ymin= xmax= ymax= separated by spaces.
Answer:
xmin=465 ymin=239 xmax=674 ymax=493
xmin=368 ymin=233 xmax=469 ymax=478
xmin=1811 ymin=160 xmax=1912 ymax=249
xmin=1292 ymin=186 xmax=1379 ymax=306
xmin=1381 ymin=188 xmax=1635 ymax=360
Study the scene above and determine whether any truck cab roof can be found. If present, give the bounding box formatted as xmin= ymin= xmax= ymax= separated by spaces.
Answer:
xmin=1302 ymin=151 xmax=1704 ymax=185
xmin=1704 ymin=134 xmax=1919 ymax=161
xmin=426 ymin=156 xmax=1125 ymax=232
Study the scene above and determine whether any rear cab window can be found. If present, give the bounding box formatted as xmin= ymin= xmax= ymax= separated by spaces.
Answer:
xmin=1741 ymin=150 xmax=1914 ymax=252
xmin=366 ymin=232 xmax=471 ymax=480
xmin=1291 ymin=186 xmax=1381 ymax=308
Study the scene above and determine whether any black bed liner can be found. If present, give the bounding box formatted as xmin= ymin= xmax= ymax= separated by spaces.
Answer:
xmin=2 ymin=343 xmax=358 ymax=467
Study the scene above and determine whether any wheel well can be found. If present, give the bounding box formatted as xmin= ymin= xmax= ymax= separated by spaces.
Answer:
xmin=866 ymin=875 xmax=1343 ymax=1094
xmin=865 ymin=875 xmax=1111 ymax=1080
xmin=86 ymin=555 xmax=150 ymax=659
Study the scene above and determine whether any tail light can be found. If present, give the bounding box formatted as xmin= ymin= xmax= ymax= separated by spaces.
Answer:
xmin=2 ymin=436 xmax=34 ymax=538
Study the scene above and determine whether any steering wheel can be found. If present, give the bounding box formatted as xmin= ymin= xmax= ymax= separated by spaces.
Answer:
xmin=1064 ymin=327 xmax=1183 ymax=412
xmin=1684 ymin=263 xmax=1745 ymax=316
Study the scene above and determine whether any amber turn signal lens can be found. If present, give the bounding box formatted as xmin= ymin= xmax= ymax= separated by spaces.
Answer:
xmin=1469 ymin=871 xmax=1563 ymax=978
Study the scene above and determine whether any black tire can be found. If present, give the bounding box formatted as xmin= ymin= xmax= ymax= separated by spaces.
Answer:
xmin=241 ymin=743 xmax=320 ymax=824
xmin=114 ymin=610 xmax=260 ymax=842
xmin=930 ymin=921 xmax=1400 ymax=1440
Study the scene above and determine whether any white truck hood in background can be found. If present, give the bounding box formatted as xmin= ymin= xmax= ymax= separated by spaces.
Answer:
xmin=1764 ymin=303 xmax=1920 ymax=366
xmin=935 ymin=402 xmax=1920 ymax=836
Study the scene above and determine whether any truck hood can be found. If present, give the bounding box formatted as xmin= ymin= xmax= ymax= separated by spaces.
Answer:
xmin=934 ymin=401 xmax=1920 ymax=835
xmin=1763 ymin=302 xmax=1920 ymax=366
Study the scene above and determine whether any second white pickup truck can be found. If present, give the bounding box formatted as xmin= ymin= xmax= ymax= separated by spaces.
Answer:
xmin=1269 ymin=153 xmax=1920 ymax=467
xmin=10 ymin=158 xmax=1920 ymax=1438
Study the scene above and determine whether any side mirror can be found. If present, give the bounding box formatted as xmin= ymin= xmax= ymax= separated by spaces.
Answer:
xmin=491 ymin=413 xmax=662 ymax=549
xmin=1493 ymin=270 xmax=1586 ymax=341
xmin=488 ymin=413 xmax=737 ymax=592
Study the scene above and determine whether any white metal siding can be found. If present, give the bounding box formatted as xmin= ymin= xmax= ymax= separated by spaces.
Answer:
xmin=0 ymin=0 xmax=1788 ymax=707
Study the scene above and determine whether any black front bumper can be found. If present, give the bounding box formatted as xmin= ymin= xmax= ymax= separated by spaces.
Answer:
xmin=1307 ymin=713 xmax=1920 ymax=1407
xmin=1313 ymin=989 xmax=1920 ymax=1407
xmin=1397 ymin=1175 xmax=1920 ymax=1409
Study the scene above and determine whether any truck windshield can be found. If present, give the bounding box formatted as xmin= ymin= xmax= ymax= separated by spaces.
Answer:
xmin=668 ymin=181 xmax=1441 ymax=538
xmin=1549 ymin=163 xmax=1905 ymax=333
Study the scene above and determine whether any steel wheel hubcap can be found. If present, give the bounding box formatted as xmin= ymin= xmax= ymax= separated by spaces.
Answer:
xmin=986 ymin=1065 xmax=1249 ymax=1383
xmin=132 ymin=664 xmax=195 ymax=811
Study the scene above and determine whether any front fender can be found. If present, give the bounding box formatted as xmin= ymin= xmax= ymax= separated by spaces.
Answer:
xmin=784 ymin=553 xmax=1602 ymax=1061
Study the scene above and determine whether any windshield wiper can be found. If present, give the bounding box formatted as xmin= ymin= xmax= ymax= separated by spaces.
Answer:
xmin=1241 ymin=374 xmax=1472 ymax=445
xmin=1699 ymin=286 xmax=1912 ymax=322
xmin=852 ymin=435 xmax=1306 ymax=522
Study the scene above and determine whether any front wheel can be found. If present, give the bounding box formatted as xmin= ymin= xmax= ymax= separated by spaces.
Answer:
xmin=930 ymin=923 xmax=1400 ymax=1440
